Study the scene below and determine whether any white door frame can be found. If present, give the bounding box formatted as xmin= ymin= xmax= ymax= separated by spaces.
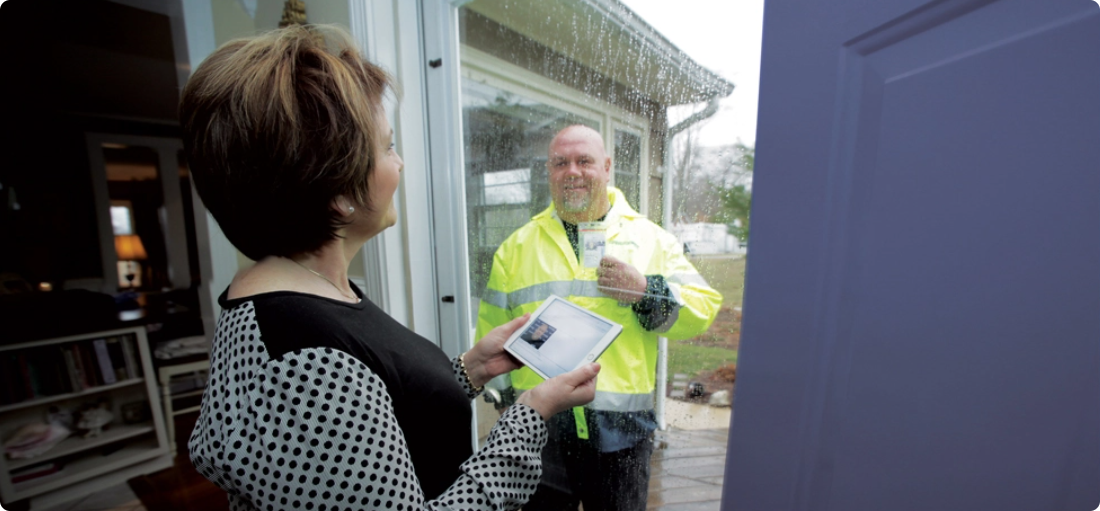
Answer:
xmin=351 ymin=0 xmax=416 ymax=332
xmin=420 ymin=0 xmax=474 ymax=358
xmin=351 ymin=0 xmax=461 ymax=348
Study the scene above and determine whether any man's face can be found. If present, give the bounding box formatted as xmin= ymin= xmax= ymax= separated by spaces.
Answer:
xmin=547 ymin=127 xmax=611 ymax=215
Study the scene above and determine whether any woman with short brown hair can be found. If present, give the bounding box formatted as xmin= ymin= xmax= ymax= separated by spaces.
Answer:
xmin=182 ymin=25 xmax=599 ymax=511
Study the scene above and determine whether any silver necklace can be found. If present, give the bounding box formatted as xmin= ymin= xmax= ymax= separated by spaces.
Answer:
xmin=289 ymin=258 xmax=359 ymax=302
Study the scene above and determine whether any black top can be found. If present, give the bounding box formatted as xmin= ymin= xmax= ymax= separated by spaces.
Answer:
xmin=245 ymin=289 xmax=473 ymax=498
xmin=189 ymin=285 xmax=549 ymax=510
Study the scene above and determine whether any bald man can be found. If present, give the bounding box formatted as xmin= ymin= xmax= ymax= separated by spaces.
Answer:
xmin=476 ymin=125 xmax=722 ymax=510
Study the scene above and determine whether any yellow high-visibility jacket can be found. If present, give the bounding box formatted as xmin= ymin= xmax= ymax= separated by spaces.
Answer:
xmin=475 ymin=187 xmax=722 ymax=414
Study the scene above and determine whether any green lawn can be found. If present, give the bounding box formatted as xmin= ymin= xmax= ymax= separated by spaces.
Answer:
xmin=666 ymin=255 xmax=746 ymax=380
xmin=688 ymin=255 xmax=746 ymax=309
xmin=667 ymin=343 xmax=738 ymax=379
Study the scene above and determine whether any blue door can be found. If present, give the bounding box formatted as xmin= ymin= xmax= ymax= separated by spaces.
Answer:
xmin=724 ymin=1 xmax=1100 ymax=510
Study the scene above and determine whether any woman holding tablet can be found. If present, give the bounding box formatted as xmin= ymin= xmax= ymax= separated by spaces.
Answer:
xmin=182 ymin=25 xmax=599 ymax=511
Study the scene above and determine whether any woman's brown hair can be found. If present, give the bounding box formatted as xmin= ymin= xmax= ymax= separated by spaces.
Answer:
xmin=180 ymin=24 xmax=393 ymax=260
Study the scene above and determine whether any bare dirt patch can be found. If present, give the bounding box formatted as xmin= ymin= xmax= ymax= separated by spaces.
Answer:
xmin=682 ymin=306 xmax=742 ymax=350
xmin=669 ymin=307 xmax=741 ymax=404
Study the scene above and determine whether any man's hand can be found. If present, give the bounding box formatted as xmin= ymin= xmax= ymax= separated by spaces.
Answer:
xmin=466 ymin=314 xmax=529 ymax=388
xmin=596 ymin=256 xmax=647 ymax=304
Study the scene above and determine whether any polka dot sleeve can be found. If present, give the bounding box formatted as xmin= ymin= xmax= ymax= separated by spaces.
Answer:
xmin=452 ymin=356 xmax=483 ymax=399
xmin=197 ymin=346 xmax=547 ymax=511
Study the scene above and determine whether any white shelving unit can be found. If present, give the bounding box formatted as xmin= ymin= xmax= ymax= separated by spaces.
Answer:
xmin=0 ymin=326 xmax=172 ymax=510
xmin=156 ymin=358 xmax=209 ymax=457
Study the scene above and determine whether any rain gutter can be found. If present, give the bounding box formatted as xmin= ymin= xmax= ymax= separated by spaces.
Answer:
xmin=581 ymin=0 xmax=735 ymax=101
xmin=463 ymin=0 xmax=734 ymax=104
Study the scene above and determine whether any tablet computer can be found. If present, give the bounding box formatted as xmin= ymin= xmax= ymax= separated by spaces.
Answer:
xmin=503 ymin=295 xmax=624 ymax=380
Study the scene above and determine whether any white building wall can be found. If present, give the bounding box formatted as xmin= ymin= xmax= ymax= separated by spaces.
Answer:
xmin=672 ymin=222 xmax=742 ymax=255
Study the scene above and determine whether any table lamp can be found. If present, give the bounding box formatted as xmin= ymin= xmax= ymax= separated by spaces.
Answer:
xmin=115 ymin=234 xmax=147 ymax=289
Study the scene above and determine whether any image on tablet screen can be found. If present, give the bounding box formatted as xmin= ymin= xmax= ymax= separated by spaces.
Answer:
xmin=519 ymin=319 xmax=555 ymax=349
xmin=527 ymin=300 xmax=614 ymax=377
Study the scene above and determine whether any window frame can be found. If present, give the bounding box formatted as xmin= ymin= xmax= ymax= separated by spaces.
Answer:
xmin=610 ymin=121 xmax=650 ymax=214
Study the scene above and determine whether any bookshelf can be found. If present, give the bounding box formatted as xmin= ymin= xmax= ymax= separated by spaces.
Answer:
xmin=0 ymin=326 xmax=172 ymax=510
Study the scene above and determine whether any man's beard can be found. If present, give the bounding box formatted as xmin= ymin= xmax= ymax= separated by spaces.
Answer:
xmin=558 ymin=182 xmax=593 ymax=212
xmin=559 ymin=192 xmax=592 ymax=212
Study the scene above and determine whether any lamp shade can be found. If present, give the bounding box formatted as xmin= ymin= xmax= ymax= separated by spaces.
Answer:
xmin=115 ymin=234 xmax=148 ymax=261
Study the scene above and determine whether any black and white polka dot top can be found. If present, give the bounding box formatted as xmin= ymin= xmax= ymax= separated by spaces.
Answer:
xmin=189 ymin=287 xmax=548 ymax=510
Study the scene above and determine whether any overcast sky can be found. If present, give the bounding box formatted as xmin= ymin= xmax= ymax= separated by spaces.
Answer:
xmin=619 ymin=0 xmax=765 ymax=149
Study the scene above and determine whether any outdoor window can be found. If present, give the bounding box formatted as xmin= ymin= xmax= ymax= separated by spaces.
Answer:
xmin=110 ymin=203 xmax=134 ymax=236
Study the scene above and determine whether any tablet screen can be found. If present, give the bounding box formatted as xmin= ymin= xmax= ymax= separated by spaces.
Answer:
xmin=508 ymin=299 xmax=616 ymax=378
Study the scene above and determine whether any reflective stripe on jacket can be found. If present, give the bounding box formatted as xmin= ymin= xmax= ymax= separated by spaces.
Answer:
xmin=475 ymin=187 xmax=723 ymax=412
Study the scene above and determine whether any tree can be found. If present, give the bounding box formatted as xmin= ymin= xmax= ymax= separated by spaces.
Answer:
xmin=671 ymin=119 xmax=707 ymax=223
xmin=667 ymin=109 xmax=753 ymax=232
xmin=710 ymin=142 xmax=753 ymax=241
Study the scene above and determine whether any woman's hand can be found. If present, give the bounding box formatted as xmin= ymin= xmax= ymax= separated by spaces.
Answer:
xmin=516 ymin=363 xmax=600 ymax=419
xmin=464 ymin=314 xmax=530 ymax=388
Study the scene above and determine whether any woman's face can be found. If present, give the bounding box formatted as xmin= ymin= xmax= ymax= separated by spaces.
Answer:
xmin=359 ymin=111 xmax=403 ymax=239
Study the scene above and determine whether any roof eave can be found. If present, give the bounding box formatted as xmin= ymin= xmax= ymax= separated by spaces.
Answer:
xmin=465 ymin=0 xmax=734 ymax=106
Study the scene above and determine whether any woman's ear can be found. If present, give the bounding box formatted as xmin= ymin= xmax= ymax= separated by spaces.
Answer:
xmin=332 ymin=196 xmax=356 ymax=217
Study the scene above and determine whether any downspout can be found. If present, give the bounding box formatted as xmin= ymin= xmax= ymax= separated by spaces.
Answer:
xmin=661 ymin=96 xmax=722 ymax=228
xmin=656 ymin=96 xmax=721 ymax=431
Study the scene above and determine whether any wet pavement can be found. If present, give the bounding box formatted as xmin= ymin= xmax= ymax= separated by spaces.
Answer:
xmin=648 ymin=421 xmax=730 ymax=509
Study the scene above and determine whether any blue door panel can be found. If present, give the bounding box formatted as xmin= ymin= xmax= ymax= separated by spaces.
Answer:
xmin=725 ymin=1 xmax=1100 ymax=510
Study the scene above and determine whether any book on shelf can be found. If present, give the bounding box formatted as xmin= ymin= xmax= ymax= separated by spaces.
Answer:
xmin=60 ymin=346 xmax=83 ymax=392
xmin=4 ymin=353 xmax=28 ymax=403
xmin=0 ymin=356 xmax=9 ymax=405
xmin=80 ymin=342 xmax=103 ymax=386
xmin=70 ymin=344 xmax=90 ymax=390
xmin=18 ymin=353 xmax=35 ymax=399
xmin=10 ymin=460 xmax=64 ymax=484
xmin=0 ymin=336 xmax=145 ymax=407
xmin=169 ymin=371 xmax=208 ymax=394
xmin=106 ymin=337 xmax=129 ymax=381
xmin=33 ymin=347 xmax=71 ymax=397
xmin=120 ymin=335 xmax=140 ymax=380
xmin=25 ymin=352 xmax=42 ymax=398
xmin=0 ymin=353 xmax=24 ymax=405
xmin=91 ymin=338 xmax=117 ymax=385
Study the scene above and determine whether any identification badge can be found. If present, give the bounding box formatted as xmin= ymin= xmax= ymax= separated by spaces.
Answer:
xmin=579 ymin=222 xmax=606 ymax=268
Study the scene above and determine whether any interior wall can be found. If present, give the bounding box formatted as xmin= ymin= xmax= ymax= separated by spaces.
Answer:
xmin=0 ymin=0 xmax=183 ymax=288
